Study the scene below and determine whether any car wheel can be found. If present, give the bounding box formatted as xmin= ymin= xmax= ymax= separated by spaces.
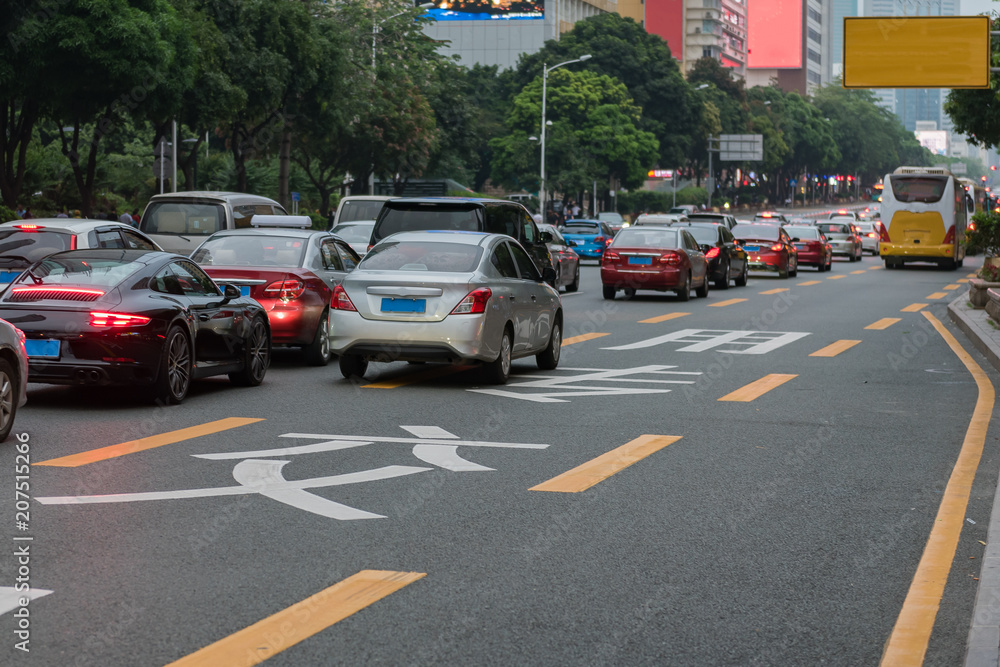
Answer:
xmin=566 ymin=265 xmax=580 ymax=293
xmin=789 ymin=259 xmax=798 ymax=278
xmin=303 ymin=308 xmax=332 ymax=367
xmin=848 ymin=252 xmax=856 ymax=263
xmin=484 ymin=326 xmax=513 ymax=385
xmin=826 ymin=256 xmax=833 ymax=271
xmin=151 ymin=325 xmax=191 ymax=405
xmin=623 ymin=287 xmax=636 ymax=299
xmin=0 ymin=359 xmax=19 ymax=442
xmin=696 ymin=272 xmax=709 ymax=298
xmin=536 ymin=319 xmax=561 ymax=370
xmin=230 ymin=315 xmax=270 ymax=386
xmin=602 ymin=285 xmax=616 ymax=300
xmin=715 ymin=260 xmax=730 ymax=289
xmin=676 ymin=272 xmax=691 ymax=301
xmin=734 ymin=262 xmax=748 ymax=287
xmin=339 ymin=354 xmax=369 ymax=380
xmin=957 ymin=258 xmax=964 ymax=268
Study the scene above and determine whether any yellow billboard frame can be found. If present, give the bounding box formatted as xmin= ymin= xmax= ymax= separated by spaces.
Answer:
xmin=843 ymin=16 xmax=991 ymax=89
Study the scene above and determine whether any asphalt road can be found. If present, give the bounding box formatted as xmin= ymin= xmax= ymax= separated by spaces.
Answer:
xmin=2 ymin=251 xmax=999 ymax=666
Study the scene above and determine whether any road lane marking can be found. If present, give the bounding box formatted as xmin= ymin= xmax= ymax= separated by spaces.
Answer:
xmin=759 ymin=288 xmax=789 ymax=295
xmin=865 ymin=318 xmax=900 ymax=330
xmin=901 ymin=303 xmax=927 ymax=312
xmin=850 ymin=270 xmax=867 ymax=274
xmin=363 ymin=365 xmax=474 ymax=389
xmin=400 ymin=426 xmax=458 ymax=439
xmin=944 ymin=284 xmax=960 ymax=290
xmin=968 ymin=273 xmax=978 ymax=278
xmin=562 ymin=332 xmax=611 ymax=346
xmin=797 ymin=280 xmax=821 ymax=286
xmin=639 ymin=312 xmax=690 ymax=324
xmin=604 ymin=329 xmax=809 ymax=354
xmin=956 ymin=278 xmax=969 ymax=284
xmin=926 ymin=292 xmax=948 ymax=299
xmin=530 ymin=435 xmax=682 ymax=493
xmin=0 ymin=587 xmax=52 ymax=616
xmin=718 ymin=374 xmax=797 ymax=402
xmin=869 ymin=265 xmax=882 ymax=270
xmin=707 ymin=298 xmax=747 ymax=308
xmin=34 ymin=418 xmax=264 ymax=468
xmin=827 ymin=275 xmax=846 ymax=280
xmin=809 ymin=340 xmax=861 ymax=357
xmin=881 ymin=312 xmax=995 ymax=666
xmin=166 ymin=570 xmax=426 ymax=667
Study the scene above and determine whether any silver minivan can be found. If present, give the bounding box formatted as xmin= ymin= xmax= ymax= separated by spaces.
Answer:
xmin=139 ymin=191 xmax=287 ymax=255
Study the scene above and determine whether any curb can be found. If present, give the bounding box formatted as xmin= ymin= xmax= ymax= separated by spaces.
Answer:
xmin=951 ymin=295 xmax=1000 ymax=667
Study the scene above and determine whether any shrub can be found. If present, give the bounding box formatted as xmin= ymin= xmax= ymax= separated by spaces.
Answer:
xmin=967 ymin=210 xmax=1000 ymax=257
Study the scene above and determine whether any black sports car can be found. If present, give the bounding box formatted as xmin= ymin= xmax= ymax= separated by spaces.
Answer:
xmin=0 ymin=249 xmax=271 ymax=404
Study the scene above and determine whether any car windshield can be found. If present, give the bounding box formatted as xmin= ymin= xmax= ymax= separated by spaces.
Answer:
xmin=191 ymin=235 xmax=306 ymax=267
xmin=376 ymin=205 xmax=482 ymax=239
xmin=683 ymin=226 xmax=717 ymax=244
xmin=613 ymin=229 xmax=680 ymax=248
xmin=817 ymin=223 xmax=851 ymax=234
xmin=360 ymin=241 xmax=484 ymax=273
xmin=562 ymin=222 xmax=600 ymax=234
xmin=733 ymin=224 xmax=780 ymax=241
xmin=140 ymin=201 xmax=226 ymax=236
xmin=332 ymin=223 xmax=375 ymax=243
xmin=339 ymin=200 xmax=386 ymax=223
xmin=888 ymin=175 xmax=948 ymax=203
xmin=10 ymin=255 xmax=143 ymax=289
xmin=0 ymin=229 xmax=73 ymax=264
xmin=785 ymin=227 xmax=821 ymax=240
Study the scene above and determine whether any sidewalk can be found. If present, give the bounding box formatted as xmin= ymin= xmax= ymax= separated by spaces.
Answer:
xmin=948 ymin=296 xmax=1000 ymax=667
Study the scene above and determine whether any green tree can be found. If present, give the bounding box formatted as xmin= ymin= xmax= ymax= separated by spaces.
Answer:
xmin=945 ymin=16 xmax=1000 ymax=149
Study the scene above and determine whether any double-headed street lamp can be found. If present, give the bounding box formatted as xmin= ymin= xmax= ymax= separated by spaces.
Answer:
xmin=538 ymin=54 xmax=591 ymax=217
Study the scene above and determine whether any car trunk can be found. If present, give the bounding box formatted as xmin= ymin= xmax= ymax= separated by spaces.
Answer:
xmin=343 ymin=271 xmax=478 ymax=322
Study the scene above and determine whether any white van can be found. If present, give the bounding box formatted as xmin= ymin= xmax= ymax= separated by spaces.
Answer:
xmin=331 ymin=196 xmax=394 ymax=229
xmin=139 ymin=191 xmax=287 ymax=255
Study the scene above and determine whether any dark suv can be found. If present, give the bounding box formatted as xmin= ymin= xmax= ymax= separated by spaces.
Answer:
xmin=370 ymin=198 xmax=555 ymax=277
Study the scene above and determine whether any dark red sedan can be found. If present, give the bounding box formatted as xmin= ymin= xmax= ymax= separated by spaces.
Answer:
xmin=601 ymin=227 xmax=709 ymax=301
xmin=191 ymin=226 xmax=360 ymax=365
xmin=732 ymin=223 xmax=799 ymax=279
xmin=784 ymin=224 xmax=832 ymax=272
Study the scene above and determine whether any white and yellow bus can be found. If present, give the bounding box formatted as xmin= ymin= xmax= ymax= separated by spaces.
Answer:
xmin=880 ymin=166 xmax=968 ymax=270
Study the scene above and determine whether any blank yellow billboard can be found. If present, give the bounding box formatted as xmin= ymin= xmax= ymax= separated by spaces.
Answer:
xmin=843 ymin=16 xmax=990 ymax=89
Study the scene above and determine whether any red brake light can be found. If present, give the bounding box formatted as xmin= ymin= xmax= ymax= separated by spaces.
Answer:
xmin=770 ymin=243 xmax=784 ymax=252
xmin=943 ymin=225 xmax=955 ymax=245
xmin=603 ymin=251 xmax=620 ymax=263
xmin=605 ymin=237 xmax=613 ymax=246
xmin=450 ymin=287 xmax=492 ymax=315
xmin=89 ymin=312 xmax=151 ymax=327
xmin=14 ymin=224 xmax=42 ymax=230
xmin=879 ymin=224 xmax=891 ymax=242
xmin=659 ymin=252 xmax=682 ymax=266
xmin=594 ymin=236 xmax=606 ymax=245
xmin=969 ymin=222 xmax=977 ymax=232
xmin=705 ymin=247 xmax=720 ymax=259
xmin=262 ymin=279 xmax=304 ymax=300
xmin=70 ymin=234 xmax=77 ymax=250
xmin=867 ymin=232 xmax=877 ymax=238
xmin=331 ymin=285 xmax=356 ymax=311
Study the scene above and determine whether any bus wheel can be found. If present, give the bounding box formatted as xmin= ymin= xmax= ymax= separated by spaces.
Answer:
xmin=941 ymin=259 xmax=957 ymax=270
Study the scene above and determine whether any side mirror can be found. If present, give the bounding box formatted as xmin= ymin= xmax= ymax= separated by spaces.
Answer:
xmin=538 ymin=231 xmax=553 ymax=243
xmin=222 ymin=283 xmax=241 ymax=301
xmin=792 ymin=237 xmax=800 ymax=242
xmin=541 ymin=267 xmax=557 ymax=284
xmin=567 ymin=240 xmax=578 ymax=247
xmin=699 ymin=244 xmax=712 ymax=253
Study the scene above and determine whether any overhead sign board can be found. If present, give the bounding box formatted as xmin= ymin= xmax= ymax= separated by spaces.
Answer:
xmin=843 ymin=16 xmax=990 ymax=89
xmin=719 ymin=134 xmax=763 ymax=162
xmin=424 ymin=0 xmax=543 ymax=21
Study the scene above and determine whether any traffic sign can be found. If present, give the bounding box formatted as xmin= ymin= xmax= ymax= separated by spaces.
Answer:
xmin=291 ymin=191 xmax=300 ymax=202
xmin=153 ymin=157 xmax=173 ymax=179
xmin=720 ymin=134 xmax=763 ymax=162
xmin=843 ymin=16 xmax=990 ymax=89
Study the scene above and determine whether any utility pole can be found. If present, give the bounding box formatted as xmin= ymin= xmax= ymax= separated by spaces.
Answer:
xmin=707 ymin=136 xmax=720 ymax=210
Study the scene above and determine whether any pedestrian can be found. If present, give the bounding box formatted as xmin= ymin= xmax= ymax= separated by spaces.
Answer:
xmin=120 ymin=211 xmax=134 ymax=226
xmin=22 ymin=208 xmax=32 ymax=220
xmin=56 ymin=209 xmax=69 ymax=218
xmin=131 ymin=209 xmax=140 ymax=226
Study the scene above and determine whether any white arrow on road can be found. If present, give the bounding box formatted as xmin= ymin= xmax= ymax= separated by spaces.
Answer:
xmin=0 ymin=587 xmax=52 ymax=616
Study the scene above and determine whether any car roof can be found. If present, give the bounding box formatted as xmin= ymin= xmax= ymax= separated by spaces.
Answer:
xmin=385 ymin=197 xmax=513 ymax=206
xmin=44 ymin=248 xmax=175 ymax=263
xmin=207 ymin=228 xmax=327 ymax=239
xmin=562 ymin=219 xmax=602 ymax=224
xmin=147 ymin=191 xmax=282 ymax=207
xmin=0 ymin=219 xmax=140 ymax=233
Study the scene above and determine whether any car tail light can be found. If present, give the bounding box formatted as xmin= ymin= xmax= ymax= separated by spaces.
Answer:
xmin=705 ymin=247 xmax=720 ymax=259
xmin=867 ymin=232 xmax=877 ymax=238
xmin=603 ymin=251 xmax=620 ymax=264
xmin=450 ymin=288 xmax=492 ymax=315
xmin=102 ymin=356 xmax=136 ymax=363
xmin=969 ymin=221 xmax=976 ymax=232
xmin=331 ymin=285 xmax=356 ymax=311
xmin=262 ymin=279 xmax=304 ymax=300
xmin=659 ymin=252 xmax=682 ymax=266
xmin=594 ymin=236 xmax=606 ymax=245
xmin=943 ymin=225 xmax=955 ymax=245
xmin=70 ymin=234 xmax=77 ymax=250
xmin=367 ymin=244 xmax=374 ymax=253
xmin=880 ymin=224 xmax=891 ymax=242
xmin=770 ymin=243 xmax=784 ymax=252
xmin=13 ymin=224 xmax=42 ymax=230
xmin=604 ymin=237 xmax=613 ymax=246
xmin=90 ymin=312 xmax=151 ymax=327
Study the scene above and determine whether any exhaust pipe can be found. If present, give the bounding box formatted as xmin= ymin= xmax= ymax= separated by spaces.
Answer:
xmin=89 ymin=370 xmax=102 ymax=383
xmin=75 ymin=369 xmax=87 ymax=384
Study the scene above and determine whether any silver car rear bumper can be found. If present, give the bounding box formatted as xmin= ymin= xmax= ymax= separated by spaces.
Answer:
xmin=331 ymin=312 xmax=497 ymax=364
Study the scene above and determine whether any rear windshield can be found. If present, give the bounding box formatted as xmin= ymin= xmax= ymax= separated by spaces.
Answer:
xmin=888 ymin=175 xmax=948 ymax=203
xmin=733 ymin=224 xmax=779 ymax=241
xmin=140 ymin=201 xmax=226 ymax=236
xmin=374 ymin=205 xmax=482 ymax=241
xmin=0 ymin=229 xmax=72 ymax=265
xmin=683 ymin=227 xmax=717 ymax=244
xmin=817 ymin=223 xmax=851 ymax=234
xmin=191 ymin=235 xmax=306 ymax=267
xmin=339 ymin=200 xmax=386 ymax=223
xmin=9 ymin=256 xmax=143 ymax=289
xmin=563 ymin=222 xmax=600 ymax=233
xmin=332 ymin=223 xmax=374 ymax=243
xmin=360 ymin=241 xmax=483 ymax=273
xmin=613 ymin=229 xmax=680 ymax=248
xmin=785 ymin=227 xmax=821 ymax=240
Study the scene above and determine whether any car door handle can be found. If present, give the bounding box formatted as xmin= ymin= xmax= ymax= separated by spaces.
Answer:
xmin=198 ymin=313 xmax=210 ymax=322
xmin=510 ymin=295 xmax=516 ymax=301
xmin=530 ymin=295 xmax=537 ymax=302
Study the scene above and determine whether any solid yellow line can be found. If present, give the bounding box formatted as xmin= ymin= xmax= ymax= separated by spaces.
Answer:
xmin=166 ymin=570 xmax=426 ymax=667
xmin=707 ymin=298 xmax=748 ymax=308
xmin=865 ymin=318 xmax=901 ymax=330
xmin=827 ymin=275 xmax=846 ymax=280
xmin=562 ymin=332 xmax=611 ymax=346
xmin=798 ymin=280 xmax=822 ymax=286
xmin=901 ymin=303 xmax=927 ymax=312
xmin=759 ymin=288 xmax=788 ymax=295
xmin=639 ymin=312 xmax=690 ymax=324
xmin=943 ymin=284 xmax=960 ymax=290
xmin=34 ymin=418 xmax=265 ymax=467
xmin=718 ymin=374 xmax=797 ymax=402
xmin=851 ymin=270 xmax=867 ymax=274
xmin=530 ymin=435 xmax=682 ymax=493
xmin=926 ymin=292 xmax=948 ymax=300
xmin=809 ymin=339 xmax=861 ymax=357
xmin=363 ymin=365 xmax=473 ymax=389
xmin=880 ymin=313 xmax=995 ymax=666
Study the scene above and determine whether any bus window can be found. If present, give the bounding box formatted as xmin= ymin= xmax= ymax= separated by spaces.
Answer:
xmin=888 ymin=176 xmax=948 ymax=203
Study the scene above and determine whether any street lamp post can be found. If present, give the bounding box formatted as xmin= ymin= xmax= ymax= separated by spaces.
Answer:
xmin=538 ymin=54 xmax=591 ymax=218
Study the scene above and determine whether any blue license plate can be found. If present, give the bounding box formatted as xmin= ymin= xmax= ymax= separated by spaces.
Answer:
xmin=628 ymin=256 xmax=652 ymax=265
xmin=240 ymin=285 xmax=251 ymax=297
xmin=381 ymin=298 xmax=425 ymax=313
xmin=25 ymin=339 xmax=59 ymax=359
xmin=743 ymin=245 xmax=760 ymax=252
xmin=0 ymin=271 xmax=20 ymax=284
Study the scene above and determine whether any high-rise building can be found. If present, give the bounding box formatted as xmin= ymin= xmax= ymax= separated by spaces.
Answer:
xmin=828 ymin=0 xmax=858 ymax=81
xmin=644 ymin=0 xmax=749 ymax=77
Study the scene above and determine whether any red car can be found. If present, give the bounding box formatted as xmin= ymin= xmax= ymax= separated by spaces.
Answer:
xmin=191 ymin=226 xmax=360 ymax=365
xmin=732 ymin=223 xmax=799 ymax=278
xmin=601 ymin=226 xmax=709 ymax=301
xmin=783 ymin=224 xmax=832 ymax=272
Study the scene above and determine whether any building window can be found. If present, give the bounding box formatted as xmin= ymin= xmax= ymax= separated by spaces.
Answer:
xmin=808 ymin=70 xmax=822 ymax=85
xmin=809 ymin=8 xmax=822 ymax=23
xmin=808 ymin=28 xmax=822 ymax=44
xmin=808 ymin=48 xmax=822 ymax=64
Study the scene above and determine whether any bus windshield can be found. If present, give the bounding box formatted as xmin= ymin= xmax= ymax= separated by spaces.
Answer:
xmin=888 ymin=176 xmax=948 ymax=203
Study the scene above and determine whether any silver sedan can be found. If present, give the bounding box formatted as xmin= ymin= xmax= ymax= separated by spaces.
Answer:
xmin=330 ymin=231 xmax=563 ymax=384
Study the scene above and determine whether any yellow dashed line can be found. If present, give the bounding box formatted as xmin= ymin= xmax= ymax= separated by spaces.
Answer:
xmin=639 ymin=313 xmax=690 ymax=324
xmin=530 ymin=435 xmax=682 ymax=493
xmin=927 ymin=292 xmax=948 ymax=299
xmin=851 ymin=270 xmax=867 ymax=274
xmin=944 ymin=284 xmax=960 ymax=290
xmin=562 ymin=332 xmax=612 ymax=346
xmin=718 ymin=374 xmax=797 ymax=402
xmin=866 ymin=318 xmax=900 ymax=330
xmin=759 ymin=288 xmax=789 ymax=295
xmin=956 ymin=279 xmax=969 ymax=284
xmin=901 ymin=303 xmax=927 ymax=312
xmin=707 ymin=298 xmax=748 ymax=308
xmin=798 ymin=280 xmax=822 ymax=286
xmin=827 ymin=275 xmax=846 ymax=280
xmin=810 ymin=340 xmax=861 ymax=357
